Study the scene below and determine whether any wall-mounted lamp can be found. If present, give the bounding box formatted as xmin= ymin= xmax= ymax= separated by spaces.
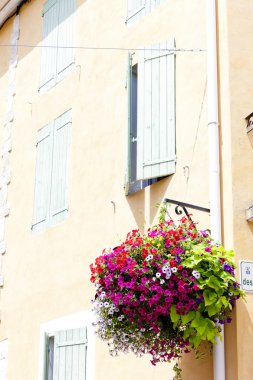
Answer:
xmin=246 ymin=112 xmax=253 ymax=147
xmin=246 ymin=205 xmax=253 ymax=222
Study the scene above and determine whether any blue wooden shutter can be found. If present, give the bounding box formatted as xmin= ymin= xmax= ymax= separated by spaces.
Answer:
xmin=146 ymin=0 xmax=162 ymax=13
xmin=137 ymin=39 xmax=176 ymax=180
xmin=50 ymin=110 xmax=71 ymax=226
xmin=39 ymin=0 xmax=59 ymax=92
xmin=32 ymin=123 xmax=53 ymax=233
xmin=53 ymin=328 xmax=87 ymax=380
xmin=56 ymin=0 xmax=75 ymax=82
xmin=127 ymin=0 xmax=146 ymax=25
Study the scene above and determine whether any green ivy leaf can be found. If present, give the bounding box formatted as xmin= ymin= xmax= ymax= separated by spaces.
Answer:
xmin=206 ymin=303 xmax=221 ymax=317
xmin=181 ymin=311 xmax=195 ymax=325
xmin=170 ymin=305 xmax=180 ymax=323
xmin=203 ymin=289 xmax=218 ymax=306
xmin=206 ymin=275 xmax=224 ymax=292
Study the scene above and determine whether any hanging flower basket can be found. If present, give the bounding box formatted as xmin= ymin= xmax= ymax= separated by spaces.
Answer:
xmin=90 ymin=210 xmax=244 ymax=379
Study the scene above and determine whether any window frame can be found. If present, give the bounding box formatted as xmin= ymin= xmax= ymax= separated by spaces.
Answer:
xmin=126 ymin=40 xmax=176 ymax=195
xmin=39 ymin=0 xmax=76 ymax=93
xmin=126 ymin=0 xmax=165 ymax=26
xmin=32 ymin=110 xmax=72 ymax=233
xmin=38 ymin=311 xmax=95 ymax=380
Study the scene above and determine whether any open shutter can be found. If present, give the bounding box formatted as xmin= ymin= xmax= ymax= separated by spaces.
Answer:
xmin=56 ymin=0 xmax=75 ymax=82
xmin=137 ymin=39 xmax=176 ymax=180
xmin=39 ymin=0 xmax=59 ymax=92
xmin=50 ymin=110 xmax=71 ymax=226
xmin=53 ymin=328 xmax=87 ymax=380
xmin=126 ymin=0 xmax=146 ymax=25
xmin=32 ymin=123 xmax=53 ymax=233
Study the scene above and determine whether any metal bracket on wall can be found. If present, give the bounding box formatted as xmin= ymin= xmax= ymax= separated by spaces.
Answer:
xmin=163 ymin=198 xmax=210 ymax=223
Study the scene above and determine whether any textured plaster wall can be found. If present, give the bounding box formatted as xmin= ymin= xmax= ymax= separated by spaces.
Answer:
xmin=217 ymin=1 xmax=253 ymax=380
xmin=0 ymin=1 xmax=212 ymax=379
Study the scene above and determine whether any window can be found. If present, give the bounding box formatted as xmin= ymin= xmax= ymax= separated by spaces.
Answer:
xmin=39 ymin=0 xmax=75 ymax=92
xmin=39 ymin=312 xmax=95 ymax=380
xmin=32 ymin=110 xmax=71 ymax=233
xmin=45 ymin=328 xmax=87 ymax=380
xmin=126 ymin=39 xmax=176 ymax=194
xmin=126 ymin=0 xmax=165 ymax=25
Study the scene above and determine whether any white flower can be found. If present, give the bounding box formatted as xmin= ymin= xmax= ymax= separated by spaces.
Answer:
xmin=192 ymin=270 xmax=200 ymax=279
xmin=171 ymin=267 xmax=177 ymax=273
xmin=156 ymin=272 xmax=161 ymax=278
xmin=145 ymin=254 xmax=153 ymax=262
xmin=162 ymin=265 xmax=169 ymax=273
xmin=228 ymin=292 xmax=233 ymax=297
xmin=99 ymin=302 xmax=103 ymax=307
xmin=152 ymin=277 xmax=156 ymax=281
xmin=160 ymin=279 xmax=165 ymax=284
xmin=104 ymin=302 xmax=110 ymax=308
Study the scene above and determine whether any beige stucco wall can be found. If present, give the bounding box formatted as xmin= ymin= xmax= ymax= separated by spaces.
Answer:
xmin=0 ymin=1 xmax=227 ymax=380
xmin=217 ymin=1 xmax=253 ymax=380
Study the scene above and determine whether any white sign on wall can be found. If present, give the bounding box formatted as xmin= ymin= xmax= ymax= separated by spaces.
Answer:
xmin=240 ymin=260 xmax=253 ymax=292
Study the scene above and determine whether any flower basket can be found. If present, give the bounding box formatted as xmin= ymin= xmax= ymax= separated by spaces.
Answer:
xmin=90 ymin=211 xmax=244 ymax=379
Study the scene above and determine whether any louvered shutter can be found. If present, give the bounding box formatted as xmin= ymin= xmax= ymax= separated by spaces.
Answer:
xmin=32 ymin=124 xmax=53 ymax=233
xmin=127 ymin=0 xmax=146 ymax=25
xmin=137 ymin=39 xmax=176 ymax=180
xmin=146 ymin=0 xmax=162 ymax=12
xmin=50 ymin=110 xmax=71 ymax=226
xmin=53 ymin=328 xmax=87 ymax=380
xmin=56 ymin=0 xmax=75 ymax=82
xmin=39 ymin=0 xmax=59 ymax=92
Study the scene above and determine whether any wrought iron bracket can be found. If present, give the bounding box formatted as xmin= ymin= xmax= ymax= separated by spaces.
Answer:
xmin=164 ymin=198 xmax=210 ymax=222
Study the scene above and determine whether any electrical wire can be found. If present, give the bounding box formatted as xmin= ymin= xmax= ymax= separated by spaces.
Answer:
xmin=0 ymin=43 xmax=206 ymax=53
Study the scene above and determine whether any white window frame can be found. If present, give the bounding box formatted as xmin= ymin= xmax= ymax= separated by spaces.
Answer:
xmin=38 ymin=311 xmax=95 ymax=380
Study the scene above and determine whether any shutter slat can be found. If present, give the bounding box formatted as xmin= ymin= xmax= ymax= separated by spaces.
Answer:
xmin=39 ymin=0 xmax=58 ymax=92
xmin=32 ymin=123 xmax=53 ymax=233
xmin=127 ymin=0 xmax=145 ymax=25
xmin=57 ymin=0 xmax=75 ymax=82
xmin=50 ymin=110 xmax=71 ymax=226
xmin=78 ymin=328 xmax=87 ymax=380
xmin=150 ymin=43 xmax=160 ymax=178
xmin=159 ymin=41 xmax=168 ymax=176
xmin=165 ymin=39 xmax=176 ymax=176
xmin=137 ymin=39 xmax=176 ymax=181
xmin=65 ymin=329 xmax=73 ymax=379
xmin=143 ymin=47 xmax=152 ymax=180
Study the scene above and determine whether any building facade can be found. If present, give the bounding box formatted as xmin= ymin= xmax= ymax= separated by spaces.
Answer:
xmin=0 ymin=0 xmax=252 ymax=379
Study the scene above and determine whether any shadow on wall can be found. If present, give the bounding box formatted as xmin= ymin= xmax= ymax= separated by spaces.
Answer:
xmin=248 ymin=222 xmax=253 ymax=235
xmin=180 ymin=342 xmax=213 ymax=380
xmin=125 ymin=188 xmax=145 ymax=234
xmin=125 ymin=176 xmax=173 ymax=233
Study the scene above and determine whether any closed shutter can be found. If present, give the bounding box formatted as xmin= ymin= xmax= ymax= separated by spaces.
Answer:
xmin=32 ymin=123 xmax=53 ymax=233
xmin=53 ymin=328 xmax=87 ymax=380
xmin=137 ymin=39 xmax=176 ymax=180
xmin=39 ymin=0 xmax=59 ymax=92
xmin=56 ymin=0 xmax=75 ymax=82
xmin=127 ymin=0 xmax=146 ymax=25
xmin=50 ymin=110 xmax=71 ymax=226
